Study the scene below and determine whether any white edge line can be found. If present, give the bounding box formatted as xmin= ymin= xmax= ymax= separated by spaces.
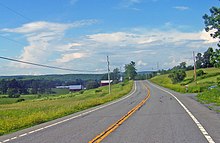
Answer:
xmin=148 ymin=81 xmax=215 ymax=143
xmin=0 ymin=82 xmax=137 ymax=142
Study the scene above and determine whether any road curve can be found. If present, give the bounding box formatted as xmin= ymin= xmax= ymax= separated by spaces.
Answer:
xmin=0 ymin=80 xmax=219 ymax=143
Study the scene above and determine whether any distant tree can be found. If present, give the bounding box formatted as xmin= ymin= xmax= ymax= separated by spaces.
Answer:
xmin=112 ymin=68 xmax=120 ymax=83
xmin=203 ymin=7 xmax=220 ymax=47
xmin=124 ymin=61 xmax=137 ymax=80
xmin=31 ymin=80 xmax=39 ymax=94
xmin=196 ymin=53 xmax=203 ymax=69
xmin=211 ymin=49 xmax=220 ymax=68
xmin=0 ymin=79 xmax=8 ymax=94
xmin=186 ymin=65 xmax=194 ymax=71
xmin=168 ymin=70 xmax=186 ymax=84
xmin=202 ymin=47 xmax=214 ymax=68
xmin=179 ymin=62 xmax=186 ymax=69
xmin=86 ymin=81 xmax=99 ymax=89
xmin=7 ymin=88 xmax=20 ymax=98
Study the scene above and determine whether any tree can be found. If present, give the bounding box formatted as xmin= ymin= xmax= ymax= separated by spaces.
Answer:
xmin=203 ymin=7 xmax=220 ymax=47
xmin=112 ymin=68 xmax=120 ymax=83
xmin=202 ymin=47 xmax=214 ymax=68
xmin=196 ymin=53 xmax=203 ymax=69
xmin=168 ymin=70 xmax=186 ymax=84
xmin=86 ymin=80 xmax=99 ymax=89
xmin=211 ymin=49 xmax=220 ymax=68
xmin=0 ymin=79 xmax=8 ymax=94
xmin=124 ymin=61 xmax=137 ymax=80
xmin=179 ymin=62 xmax=186 ymax=69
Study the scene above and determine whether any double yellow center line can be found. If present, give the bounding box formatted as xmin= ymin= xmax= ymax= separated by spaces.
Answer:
xmin=89 ymin=83 xmax=151 ymax=143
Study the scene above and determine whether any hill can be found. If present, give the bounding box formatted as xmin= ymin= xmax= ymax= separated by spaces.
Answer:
xmin=150 ymin=68 xmax=220 ymax=93
xmin=0 ymin=74 xmax=104 ymax=81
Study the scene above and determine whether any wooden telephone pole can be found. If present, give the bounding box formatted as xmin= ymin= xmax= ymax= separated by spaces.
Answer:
xmin=107 ymin=56 xmax=111 ymax=94
xmin=193 ymin=51 xmax=197 ymax=82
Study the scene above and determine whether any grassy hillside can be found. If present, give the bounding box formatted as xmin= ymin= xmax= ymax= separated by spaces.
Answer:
xmin=150 ymin=68 xmax=220 ymax=112
xmin=150 ymin=68 xmax=220 ymax=93
xmin=0 ymin=81 xmax=133 ymax=136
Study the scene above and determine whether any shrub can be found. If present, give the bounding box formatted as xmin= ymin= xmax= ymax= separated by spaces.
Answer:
xmin=79 ymin=90 xmax=84 ymax=94
xmin=16 ymin=98 xmax=25 ymax=102
xmin=196 ymin=70 xmax=206 ymax=76
xmin=95 ymin=89 xmax=102 ymax=93
xmin=168 ymin=70 xmax=186 ymax=84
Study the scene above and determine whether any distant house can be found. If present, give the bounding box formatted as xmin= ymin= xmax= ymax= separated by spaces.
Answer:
xmin=100 ymin=80 xmax=113 ymax=86
xmin=56 ymin=85 xmax=84 ymax=92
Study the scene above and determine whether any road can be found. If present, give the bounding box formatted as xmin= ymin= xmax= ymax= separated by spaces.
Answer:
xmin=0 ymin=80 xmax=219 ymax=143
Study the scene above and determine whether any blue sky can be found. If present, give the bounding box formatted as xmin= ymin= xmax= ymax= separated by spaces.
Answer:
xmin=0 ymin=0 xmax=219 ymax=75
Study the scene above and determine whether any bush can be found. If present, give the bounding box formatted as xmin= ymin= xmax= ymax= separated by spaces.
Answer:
xmin=196 ymin=70 xmax=206 ymax=76
xmin=16 ymin=99 xmax=25 ymax=102
xmin=168 ymin=70 xmax=186 ymax=84
xmin=79 ymin=90 xmax=84 ymax=94
xmin=95 ymin=89 xmax=102 ymax=93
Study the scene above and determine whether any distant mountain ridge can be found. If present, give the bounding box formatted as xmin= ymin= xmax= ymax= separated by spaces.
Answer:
xmin=0 ymin=74 xmax=104 ymax=81
xmin=0 ymin=71 xmax=153 ymax=81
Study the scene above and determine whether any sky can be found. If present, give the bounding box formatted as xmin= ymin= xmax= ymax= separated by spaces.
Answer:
xmin=0 ymin=0 xmax=220 ymax=75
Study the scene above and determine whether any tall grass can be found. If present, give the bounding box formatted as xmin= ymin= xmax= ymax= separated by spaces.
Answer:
xmin=0 ymin=81 xmax=133 ymax=136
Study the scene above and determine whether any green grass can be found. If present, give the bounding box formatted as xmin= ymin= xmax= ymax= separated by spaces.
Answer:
xmin=150 ymin=68 xmax=220 ymax=111
xmin=0 ymin=81 xmax=133 ymax=136
xmin=0 ymin=88 xmax=69 ymax=105
xmin=150 ymin=68 xmax=220 ymax=93
xmin=196 ymin=88 xmax=220 ymax=107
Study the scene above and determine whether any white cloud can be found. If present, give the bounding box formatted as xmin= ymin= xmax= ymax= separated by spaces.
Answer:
xmin=2 ymin=20 xmax=218 ymax=74
xmin=56 ymin=52 xmax=88 ymax=63
xmin=200 ymin=29 xmax=218 ymax=44
xmin=137 ymin=60 xmax=147 ymax=66
xmin=173 ymin=6 xmax=189 ymax=11
xmin=1 ymin=20 xmax=97 ymax=68
xmin=2 ymin=20 xmax=97 ymax=33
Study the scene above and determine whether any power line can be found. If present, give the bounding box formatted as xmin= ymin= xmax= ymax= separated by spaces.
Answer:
xmin=0 ymin=56 xmax=105 ymax=73
xmin=0 ymin=2 xmax=32 ymax=22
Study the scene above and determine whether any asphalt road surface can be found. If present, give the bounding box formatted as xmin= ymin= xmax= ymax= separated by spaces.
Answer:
xmin=0 ymin=81 xmax=219 ymax=143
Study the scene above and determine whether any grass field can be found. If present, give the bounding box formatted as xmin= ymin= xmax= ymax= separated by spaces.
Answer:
xmin=150 ymin=68 xmax=220 ymax=93
xmin=150 ymin=68 xmax=220 ymax=112
xmin=0 ymin=81 xmax=133 ymax=136
xmin=0 ymin=88 xmax=69 ymax=105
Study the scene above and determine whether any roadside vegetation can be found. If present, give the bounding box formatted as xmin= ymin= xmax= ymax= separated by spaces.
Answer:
xmin=150 ymin=67 xmax=220 ymax=93
xmin=0 ymin=81 xmax=133 ymax=136
xmin=149 ymin=5 xmax=220 ymax=111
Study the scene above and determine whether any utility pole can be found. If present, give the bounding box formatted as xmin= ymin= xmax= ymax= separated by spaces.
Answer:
xmin=193 ymin=51 xmax=197 ymax=82
xmin=107 ymin=56 xmax=111 ymax=94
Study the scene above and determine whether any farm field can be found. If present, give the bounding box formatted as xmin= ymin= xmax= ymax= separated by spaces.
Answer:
xmin=0 ymin=81 xmax=133 ymax=135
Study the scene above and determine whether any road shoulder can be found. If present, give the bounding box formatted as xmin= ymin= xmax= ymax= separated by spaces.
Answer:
xmin=147 ymin=81 xmax=220 ymax=143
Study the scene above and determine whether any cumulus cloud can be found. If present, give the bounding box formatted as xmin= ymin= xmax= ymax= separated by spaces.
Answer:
xmin=2 ymin=20 xmax=218 ymax=73
xmin=56 ymin=52 xmax=88 ymax=63
xmin=2 ymin=20 xmax=97 ymax=68
xmin=200 ymin=29 xmax=218 ymax=44
xmin=137 ymin=60 xmax=147 ymax=66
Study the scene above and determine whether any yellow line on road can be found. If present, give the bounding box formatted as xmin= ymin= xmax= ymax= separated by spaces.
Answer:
xmin=88 ymin=82 xmax=151 ymax=143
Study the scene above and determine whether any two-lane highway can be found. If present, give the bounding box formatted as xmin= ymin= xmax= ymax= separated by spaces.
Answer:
xmin=0 ymin=80 xmax=219 ymax=143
